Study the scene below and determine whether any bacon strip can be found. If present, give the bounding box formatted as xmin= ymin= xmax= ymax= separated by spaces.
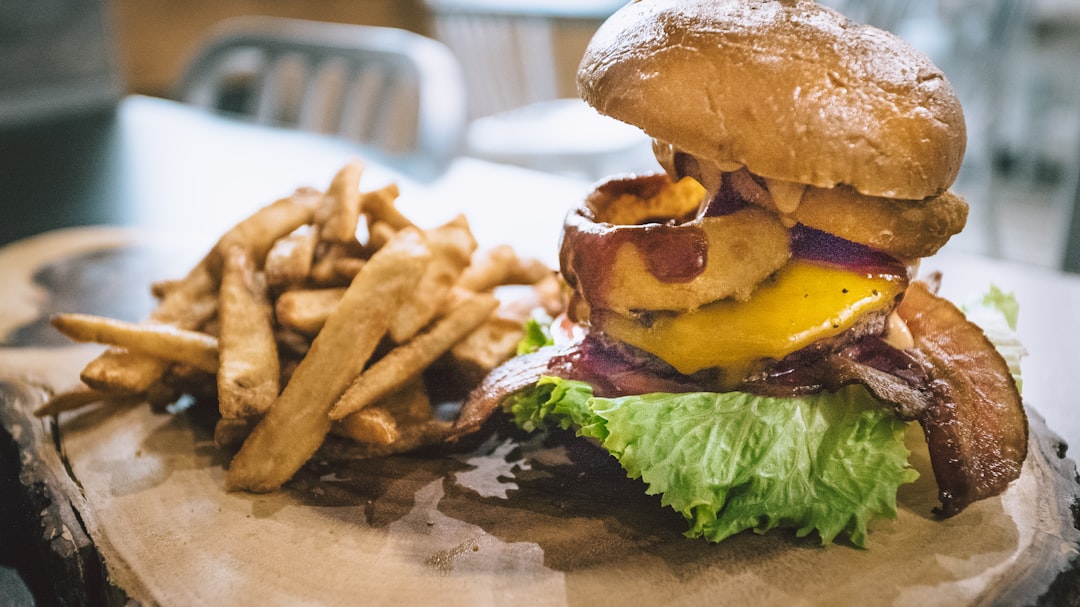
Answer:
xmin=824 ymin=348 xmax=934 ymax=420
xmin=897 ymin=281 xmax=1028 ymax=517
xmin=447 ymin=345 xmax=575 ymax=440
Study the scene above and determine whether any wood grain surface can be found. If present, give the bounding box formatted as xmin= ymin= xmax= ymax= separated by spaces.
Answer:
xmin=2 ymin=230 xmax=1078 ymax=606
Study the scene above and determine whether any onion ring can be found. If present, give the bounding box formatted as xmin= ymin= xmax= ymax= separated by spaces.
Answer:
xmin=559 ymin=174 xmax=790 ymax=315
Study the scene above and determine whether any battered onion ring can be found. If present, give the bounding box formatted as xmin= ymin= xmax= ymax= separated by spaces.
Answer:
xmin=727 ymin=169 xmax=968 ymax=259
xmin=560 ymin=174 xmax=790 ymax=315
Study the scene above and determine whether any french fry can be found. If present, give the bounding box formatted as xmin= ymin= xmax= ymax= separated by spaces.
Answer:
xmin=34 ymin=385 xmax=111 ymax=417
xmin=217 ymin=246 xmax=280 ymax=418
xmin=376 ymin=376 xmax=432 ymax=425
xmin=80 ymin=188 xmax=313 ymax=394
xmin=81 ymin=261 xmax=218 ymax=393
xmin=48 ymin=159 xmax=568 ymax=493
xmin=149 ymin=262 xmax=220 ymax=326
xmin=225 ymin=227 xmax=431 ymax=493
xmin=275 ymin=328 xmax=312 ymax=361
xmin=81 ymin=350 xmax=171 ymax=394
xmin=329 ymin=256 xmax=366 ymax=281
xmin=84 ymin=189 xmax=313 ymax=392
xmin=323 ymin=420 xmax=453 ymax=460
xmin=308 ymin=243 xmax=366 ymax=287
xmin=214 ymin=416 xmax=259 ymax=449
xmin=275 ymin=287 xmax=346 ymax=335
xmin=329 ymin=292 xmax=498 ymax=421
xmin=365 ymin=220 xmax=398 ymax=252
xmin=161 ymin=364 xmax=218 ymax=401
xmin=35 ymin=387 xmax=143 ymax=418
xmin=448 ymin=315 xmax=528 ymax=385
xmin=361 ymin=183 xmax=413 ymax=231
xmin=457 ymin=244 xmax=552 ymax=292
xmin=333 ymin=377 xmax=432 ymax=447
xmin=388 ymin=214 xmax=477 ymax=343
xmin=150 ymin=277 xmax=183 ymax=299
xmin=264 ymin=224 xmax=318 ymax=288
xmin=212 ymin=187 xmax=323 ymax=268
xmin=315 ymin=160 xmax=364 ymax=244
xmin=448 ymin=275 xmax=565 ymax=383
xmin=89 ymin=187 xmax=319 ymax=393
xmin=333 ymin=406 xmax=399 ymax=446
xmin=52 ymin=314 xmax=219 ymax=374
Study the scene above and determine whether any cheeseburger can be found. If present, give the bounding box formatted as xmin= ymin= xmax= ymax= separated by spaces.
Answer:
xmin=452 ymin=0 xmax=1027 ymax=546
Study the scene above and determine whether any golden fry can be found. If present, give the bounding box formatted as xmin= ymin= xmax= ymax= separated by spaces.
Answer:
xmin=150 ymin=261 xmax=220 ymax=327
xmin=376 ymin=376 xmax=432 ymax=425
xmin=309 ymin=243 xmax=366 ymax=287
xmin=264 ymin=224 xmax=318 ymax=288
xmin=274 ymin=329 xmax=312 ymax=361
xmin=447 ymin=276 xmax=563 ymax=384
xmin=333 ymin=406 xmax=399 ymax=446
xmin=81 ymin=260 xmax=219 ymax=393
xmin=149 ymin=277 xmax=183 ymax=300
xmin=81 ymin=188 xmax=310 ymax=394
xmin=365 ymin=220 xmax=398 ymax=252
xmin=52 ymin=313 xmax=219 ymax=373
xmin=34 ymin=385 xmax=110 ymax=417
xmin=212 ymin=187 xmax=322 ymax=268
xmin=80 ymin=350 xmax=171 ymax=394
xmin=457 ymin=244 xmax=552 ymax=292
xmin=388 ymin=214 xmax=477 ymax=343
xmin=448 ymin=315 xmax=527 ymax=385
xmin=49 ymin=159 xmax=569 ymax=487
xmin=161 ymin=364 xmax=218 ymax=400
xmin=324 ymin=420 xmax=453 ymax=460
xmin=214 ymin=416 xmax=259 ymax=449
xmin=315 ymin=160 xmax=364 ymax=243
xmin=330 ymin=256 xmax=365 ymax=281
xmin=361 ymin=183 xmax=413 ymax=231
xmin=329 ymin=292 xmax=498 ymax=421
xmin=274 ymin=287 xmax=346 ymax=335
xmin=217 ymin=246 xmax=280 ymax=418
xmin=225 ymin=227 xmax=431 ymax=493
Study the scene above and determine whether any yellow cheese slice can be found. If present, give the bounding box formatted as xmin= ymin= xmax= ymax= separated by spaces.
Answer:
xmin=596 ymin=259 xmax=905 ymax=375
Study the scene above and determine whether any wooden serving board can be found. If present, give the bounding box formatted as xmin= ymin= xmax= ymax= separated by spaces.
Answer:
xmin=2 ymin=229 xmax=1079 ymax=606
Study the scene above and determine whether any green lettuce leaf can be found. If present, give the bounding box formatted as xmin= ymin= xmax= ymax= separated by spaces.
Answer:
xmin=507 ymin=379 xmax=918 ymax=547
xmin=963 ymin=285 xmax=1026 ymax=393
xmin=515 ymin=311 xmax=555 ymax=356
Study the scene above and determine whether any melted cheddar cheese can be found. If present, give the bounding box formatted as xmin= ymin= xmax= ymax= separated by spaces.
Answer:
xmin=596 ymin=260 xmax=905 ymax=376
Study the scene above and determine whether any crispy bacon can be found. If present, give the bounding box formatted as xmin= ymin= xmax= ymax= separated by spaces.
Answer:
xmin=448 ymin=346 xmax=568 ymax=440
xmin=897 ymin=281 xmax=1027 ymax=517
xmin=448 ymin=336 xmax=703 ymax=440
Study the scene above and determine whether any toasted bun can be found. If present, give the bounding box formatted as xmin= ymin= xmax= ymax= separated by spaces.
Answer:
xmin=577 ymin=0 xmax=966 ymax=199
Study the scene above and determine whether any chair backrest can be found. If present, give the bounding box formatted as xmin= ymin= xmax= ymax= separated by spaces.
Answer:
xmin=423 ymin=0 xmax=624 ymax=119
xmin=175 ymin=17 xmax=467 ymax=176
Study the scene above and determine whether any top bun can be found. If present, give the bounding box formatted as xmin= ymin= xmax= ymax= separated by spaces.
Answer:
xmin=577 ymin=0 xmax=966 ymax=199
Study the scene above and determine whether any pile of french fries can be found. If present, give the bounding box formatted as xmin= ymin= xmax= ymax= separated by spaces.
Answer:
xmin=39 ymin=160 xmax=560 ymax=493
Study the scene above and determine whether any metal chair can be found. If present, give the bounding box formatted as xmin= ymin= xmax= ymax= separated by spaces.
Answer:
xmin=422 ymin=0 xmax=654 ymax=179
xmin=174 ymin=16 xmax=467 ymax=178
xmin=423 ymin=0 xmax=625 ymax=119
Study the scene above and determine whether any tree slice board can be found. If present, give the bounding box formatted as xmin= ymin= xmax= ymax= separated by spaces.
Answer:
xmin=2 ymin=229 xmax=1078 ymax=606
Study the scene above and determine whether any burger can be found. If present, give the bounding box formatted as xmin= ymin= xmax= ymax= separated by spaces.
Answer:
xmin=450 ymin=0 xmax=1027 ymax=546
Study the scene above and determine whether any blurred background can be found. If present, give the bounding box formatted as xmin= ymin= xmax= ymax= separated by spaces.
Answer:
xmin=1 ymin=0 xmax=1079 ymax=271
